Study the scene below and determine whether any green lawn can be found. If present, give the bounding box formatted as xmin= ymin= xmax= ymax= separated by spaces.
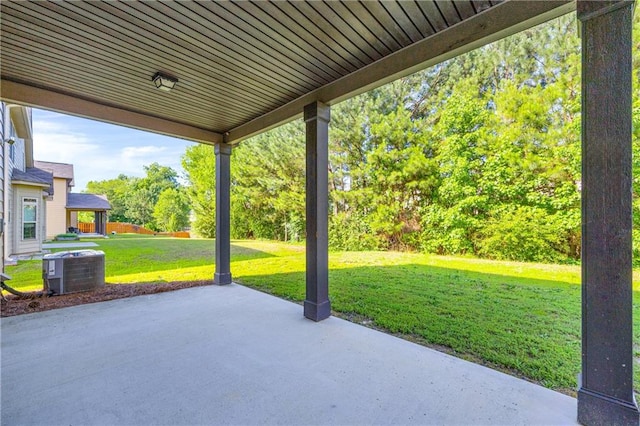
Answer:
xmin=6 ymin=234 xmax=640 ymax=395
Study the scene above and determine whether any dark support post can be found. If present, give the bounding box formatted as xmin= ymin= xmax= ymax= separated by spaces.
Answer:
xmin=94 ymin=212 xmax=100 ymax=234
xmin=578 ymin=1 xmax=638 ymax=425
xmin=214 ymin=143 xmax=232 ymax=285
xmin=304 ymin=101 xmax=331 ymax=321
xmin=95 ymin=212 xmax=104 ymax=235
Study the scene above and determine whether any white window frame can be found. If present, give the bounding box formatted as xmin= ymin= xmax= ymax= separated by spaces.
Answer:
xmin=22 ymin=197 xmax=37 ymax=240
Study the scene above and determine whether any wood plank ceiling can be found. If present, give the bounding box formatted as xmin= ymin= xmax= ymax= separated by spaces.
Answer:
xmin=0 ymin=1 xmax=573 ymax=145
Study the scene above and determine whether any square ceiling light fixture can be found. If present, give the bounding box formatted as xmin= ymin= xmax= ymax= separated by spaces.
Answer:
xmin=152 ymin=72 xmax=178 ymax=92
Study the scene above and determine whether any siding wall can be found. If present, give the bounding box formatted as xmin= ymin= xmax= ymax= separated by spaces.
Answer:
xmin=4 ymin=106 xmax=47 ymax=256
xmin=7 ymin=116 xmax=26 ymax=253
xmin=6 ymin=171 xmax=13 ymax=257
xmin=9 ymin=137 xmax=25 ymax=172
xmin=45 ymin=178 xmax=68 ymax=238
xmin=0 ymin=104 xmax=5 ymax=270
xmin=5 ymin=123 xmax=20 ymax=258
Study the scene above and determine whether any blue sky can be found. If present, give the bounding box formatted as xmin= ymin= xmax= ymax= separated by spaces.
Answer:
xmin=32 ymin=109 xmax=197 ymax=191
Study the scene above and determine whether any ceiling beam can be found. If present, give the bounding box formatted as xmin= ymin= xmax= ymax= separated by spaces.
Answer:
xmin=0 ymin=79 xmax=224 ymax=145
xmin=226 ymin=0 xmax=575 ymax=144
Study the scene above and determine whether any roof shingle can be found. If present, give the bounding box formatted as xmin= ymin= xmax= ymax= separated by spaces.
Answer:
xmin=12 ymin=167 xmax=54 ymax=193
xmin=66 ymin=193 xmax=111 ymax=210
xmin=34 ymin=161 xmax=74 ymax=186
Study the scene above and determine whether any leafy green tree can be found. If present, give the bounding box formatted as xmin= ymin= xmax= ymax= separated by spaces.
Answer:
xmin=182 ymin=144 xmax=216 ymax=238
xmin=328 ymin=80 xmax=430 ymax=250
xmin=477 ymin=206 xmax=571 ymax=263
xmin=231 ymin=122 xmax=306 ymax=241
xmin=364 ymin=106 xmax=439 ymax=250
xmin=327 ymin=95 xmax=376 ymax=248
xmin=127 ymin=163 xmax=180 ymax=229
xmin=420 ymin=85 xmax=490 ymax=254
xmin=77 ymin=211 xmax=94 ymax=223
xmin=126 ymin=186 xmax=155 ymax=229
xmin=153 ymin=188 xmax=190 ymax=232
xmin=137 ymin=163 xmax=179 ymax=197
xmin=85 ymin=174 xmax=135 ymax=223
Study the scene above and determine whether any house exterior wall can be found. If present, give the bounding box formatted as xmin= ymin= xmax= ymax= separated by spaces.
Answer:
xmin=8 ymin=132 xmax=25 ymax=172
xmin=45 ymin=177 xmax=69 ymax=238
xmin=12 ymin=184 xmax=44 ymax=254
xmin=3 ymin=104 xmax=47 ymax=257
xmin=0 ymin=103 xmax=5 ymax=270
xmin=5 ymin=172 xmax=13 ymax=257
xmin=3 ymin=104 xmax=20 ymax=260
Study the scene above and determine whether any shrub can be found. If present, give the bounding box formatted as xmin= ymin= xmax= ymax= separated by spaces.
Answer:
xmin=55 ymin=233 xmax=79 ymax=241
xmin=329 ymin=212 xmax=379 ymax=251
xmin=476 ymin=206 xmax=572 ymax=263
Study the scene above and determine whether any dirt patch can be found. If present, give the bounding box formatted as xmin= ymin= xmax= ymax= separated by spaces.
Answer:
xmin=1 ymin=281 xmax=212 ymax=317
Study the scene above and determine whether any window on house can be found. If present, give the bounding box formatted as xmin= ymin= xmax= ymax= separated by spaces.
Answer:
xmin=22 ymin=198 xmax=37 ymax=240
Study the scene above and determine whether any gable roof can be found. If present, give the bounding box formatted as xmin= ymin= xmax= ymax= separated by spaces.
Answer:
xmin=12 ymin=167 xmax=54 ymax=193
xmin=66 ymin=193 xmax=111 ymax=211
xmin=34 ymin=161 xmax=75 ymax=186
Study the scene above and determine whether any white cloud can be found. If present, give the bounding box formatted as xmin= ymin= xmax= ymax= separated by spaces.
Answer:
xmin=33 ymin=119 xmax=102 ymax=172
xmin=121 ymin=145 xmax=167 ymax=158
xmin=34 ymin=134 xmax=99 ymax=160
xmin=31 ymin=110 xmax=194 ymax=191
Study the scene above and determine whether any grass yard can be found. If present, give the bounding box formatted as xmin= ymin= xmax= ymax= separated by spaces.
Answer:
xmin=6 ymin=234 xmax=640 ymax=395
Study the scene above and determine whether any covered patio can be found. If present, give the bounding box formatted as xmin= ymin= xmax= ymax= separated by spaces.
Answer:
xmin=67 ymin=193 xmax=111 ymax=236
xmin=0 ymin=1 xmax=637 ymax=424
xmin=1 ymin=284 xmax=576 ymax=425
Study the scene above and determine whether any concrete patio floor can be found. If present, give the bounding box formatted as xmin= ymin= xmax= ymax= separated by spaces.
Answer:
xmin=1 ymin=284 xmax=577 ymax=425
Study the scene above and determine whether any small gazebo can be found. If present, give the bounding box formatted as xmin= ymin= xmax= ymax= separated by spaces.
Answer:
xmin=67 ymin=193 xmax=111 ymax=235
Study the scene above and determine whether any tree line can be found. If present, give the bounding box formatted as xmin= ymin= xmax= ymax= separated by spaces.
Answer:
xmin=185 ymin=15 xmax=640 ymax=264
xmin=91 ymin=15 xmax=640 ymax=265
xmin=84 ymin=162 xmax=190 ymax=233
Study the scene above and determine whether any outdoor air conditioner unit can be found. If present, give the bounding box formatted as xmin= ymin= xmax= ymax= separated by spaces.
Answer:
xmin=43 ymin=250 xmax=105 ymax=295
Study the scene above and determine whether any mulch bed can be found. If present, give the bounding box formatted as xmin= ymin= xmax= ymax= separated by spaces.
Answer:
xmin=0 ymin=281 xmax=212 ymax=317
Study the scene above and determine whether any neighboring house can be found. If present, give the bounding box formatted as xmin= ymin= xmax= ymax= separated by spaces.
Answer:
xmin=32 ymin=161 xmax=73 ymax=238
xmin=34 ymin=161 xmax=111 ymax=238
xmin=1 ymin=103 xmax=52 ymax=262
xmin=0 ymin=106 xmax=111 ymax=270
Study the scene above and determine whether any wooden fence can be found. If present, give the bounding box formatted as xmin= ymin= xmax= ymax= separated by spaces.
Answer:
xmin=78 ymin=222 xmax=190 ymax=238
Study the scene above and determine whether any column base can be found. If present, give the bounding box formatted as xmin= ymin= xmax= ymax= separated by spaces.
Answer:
xmin=304 ymin=299 xmax=331 ymax=322
xmin=578 ymin=387 xmax=639 ymax=426
xmin=213 ymin=272 xmax=232 ymax=286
